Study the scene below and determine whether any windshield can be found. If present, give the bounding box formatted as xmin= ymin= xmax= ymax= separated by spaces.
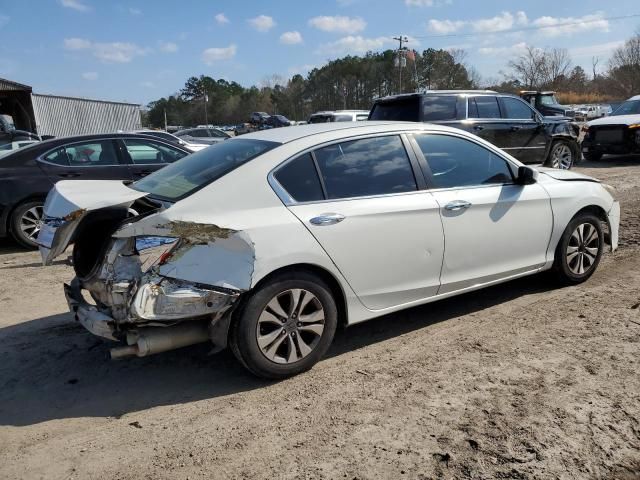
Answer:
xmin=132 ymin=138 xmax=279 ymax=200
xmin=539 ymin=95 xmax=559 ymax=106
xmin=611 ymin=100 xmax=640 ymax=116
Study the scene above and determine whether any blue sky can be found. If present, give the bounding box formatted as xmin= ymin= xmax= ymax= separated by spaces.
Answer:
xmin=1 ymin=0 xmax=639 ymax=106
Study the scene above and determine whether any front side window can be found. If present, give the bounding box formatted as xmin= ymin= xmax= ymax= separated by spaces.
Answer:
xmin=189 ymin=129 xmax=209 ymax=138
xmin=209 ymin=129 xmax=229 ymax=138
xmin=313 ymin=136 xmax=417 ymax=200
xmin=132 ymin=139 xmax=278 ymax=200
xmin=469 ymin=96 xmax=501 ymax=119
xmin=123 ymin=139 xmax=188 ymax=165
xmin=274 ymin=153 xmax=324 ymax=202
xmin=413 ymin=134 xmax=513 ymax=189
xmin=422 ymin=96 xmax=458 ymax=121
xmin=501 ymin=97 xmax=536 ymax=120
xmin=43 ymin=140 xmax=119 ymax=167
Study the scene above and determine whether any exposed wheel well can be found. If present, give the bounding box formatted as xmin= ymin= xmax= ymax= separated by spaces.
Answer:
xmin=248 ymin=264 xmax=348 ymax=327
xmin=572 ymin=205 xmax=610 ymax=244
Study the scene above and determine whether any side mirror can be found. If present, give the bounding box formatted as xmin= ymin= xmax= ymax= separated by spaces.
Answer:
xmin=517 ymin=166 xmax=538 ymax=185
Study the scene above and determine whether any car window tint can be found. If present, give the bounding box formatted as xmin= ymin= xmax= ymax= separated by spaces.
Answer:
xmin=369 ymin=98 xmax=420 ymax=121
xmin=414 ymin=134 xmax=514 ymax=188
xmin=123 ymin=139 xmax=188 ymax=165
xmin=209 ymin=129 xmax=226 ymax=138
xmin=46 ymin=140 xmax=119 ymax=167
xmin=314 ymin=136 xmax=417 ymax=200
xmin=331 ymin=114 xmax=353 ymax=122
xmin=473 ymin=96 xmax=501 ymax=119
xmin=502 ymin=97 xmax=535 ymax=119
xmin=190 ymin=129 xmax=209 ymax=138
xmin=274 ymin=153 xmax=324 ymax=202
xmin=423 ymin=96 xmax=457 ymax=121
xmin=468 ymin=98 xmax=479 ymax=118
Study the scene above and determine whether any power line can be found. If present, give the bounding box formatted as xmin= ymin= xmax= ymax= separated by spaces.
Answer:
xmin=405 ymin=13 xmax=640 ymax=39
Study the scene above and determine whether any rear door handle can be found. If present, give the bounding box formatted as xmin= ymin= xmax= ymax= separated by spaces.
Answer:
xmin=511 ymin=126 xmax=522 ymax=131
xmin=473 ymin=125 xmax=485 ymax=131
xmin=58 ymin=172 xmax=81 ymax=178
xmin=309 ymin=213 xmax=345 ymax=226
xmin=444 ymin=200 xmax=472 ymax=211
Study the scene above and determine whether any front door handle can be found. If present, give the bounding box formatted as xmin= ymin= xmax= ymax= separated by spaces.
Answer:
xmin=511 ymin=126 xmax=522 ymax=131
xmin=58 ymin=172 xmax=81 ymax=178
xmin=473 ymin=125 xmax=485 ymax=131
xmin=309 ymin=213 xmax=345 ymax=226
xmin=444 ymin=200 xmax=472 ymax=211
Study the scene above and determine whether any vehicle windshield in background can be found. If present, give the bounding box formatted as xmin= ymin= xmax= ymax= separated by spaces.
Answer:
xmin=331 ymin=114 xmax=353 ymax=122
xmin=309 ymin=114 xmax=333 ymax=123
xmin=611 ymin=100 xmax=640 ymax=116
xmin=422 ymin=96 xmax=458 ymax=121
xmin=369 ymin=97 xmax=420 ymax=121
xmin=131 ymin=139 xmax=279 ymax=200
xmin=539 ymin=95 xmax=560 ymax=106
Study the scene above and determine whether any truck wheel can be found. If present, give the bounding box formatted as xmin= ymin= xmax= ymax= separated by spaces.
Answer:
xmin=546 ymin=140 xmax=575 ymax=169
xmin=552 ymin=213 xmax=603 ymax=285
xmin=229 ymin=271 xmax=338 ymax=379
xmin=584 ymin=151 xmax=603 ymax=162
xmin=10 ymin=200 xmax=44 ymax=249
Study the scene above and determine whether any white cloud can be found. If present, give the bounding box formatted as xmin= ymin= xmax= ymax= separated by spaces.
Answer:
xmin=64 ymin=37 xmax=92 ymax=50
xmin=202 ymin=44 xmax=237 ymax=64
xmin=215 ymin=13 xmax=229 ymax=25
xmin=129 ymin=7 xmax=142 ymax=15
xmin=427 ymin=19 xmax=465 ymax=34
xmin=405 ymin=0 xmax=434 ymax=5
xmin=0 ymin=15 xmax=9 ymax=28
xmin=472 ymin=11 xmax=528 ymax=33
xmin=308 ymin=15 xmax=366 ymax=33
xmin=81 ymin=71 xmax=98 ymax=80
xmin=280 ymin=31 xmax=303 ymax=45
xmin=64 ymin=37 xmax=148 ymax=63
xmin=316 ymin=36 xmax=392 ymax=55
xmin=159 ymin=41 xmax=178 ymax=53
xmin=59 ymin=0 xmax=90 ymax=12
xmin=532 ymin=13 xmax=609 ymax=37
xmin=478 ymin=42 xmax=528 ymax=56
xmin=248 ymin=15 xmax=276 ymax=32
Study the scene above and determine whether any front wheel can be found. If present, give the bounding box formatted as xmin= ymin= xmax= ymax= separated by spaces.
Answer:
xmin=10 ymin=200 xmax=44 ymax=249
xmin=552 ymin=213 xmax=604 ymax=285
xmin=547 ymin=140 xmax=575 ymax=169
xmin=230 ymin=272 xmax=338 ymax=379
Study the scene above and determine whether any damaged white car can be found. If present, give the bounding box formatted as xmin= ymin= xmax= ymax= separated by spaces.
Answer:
xmin=39 ymin=122 xmax=620 ymax=378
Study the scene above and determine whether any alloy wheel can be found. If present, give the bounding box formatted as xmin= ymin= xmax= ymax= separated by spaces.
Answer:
xmin=256 ymin=288 xmax=325 ymax=364
xmin=20 ymin=205 xmax=44 ymax=242
xmin=550 ymin=144 xmax=573 ymax=169
xmin=566 ymin=223 xmax=600 ymax=275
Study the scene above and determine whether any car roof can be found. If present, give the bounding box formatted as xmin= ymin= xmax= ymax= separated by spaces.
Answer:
xmin=238 ymin=121 xmax=464 ymax=144
xmin=627 ymin=95 xmax=640 ymax=101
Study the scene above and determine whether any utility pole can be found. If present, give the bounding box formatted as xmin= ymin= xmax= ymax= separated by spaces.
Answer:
xmin=393 ymin=35 xmax=408 ymax=94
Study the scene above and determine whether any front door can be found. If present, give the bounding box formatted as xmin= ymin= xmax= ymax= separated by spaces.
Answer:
xmin=411 ymin=132 xmax=553 ymax=293
xmin=275 ymin=135 xmax=445 ymax=311
xmin=118 ymin=138 xmax=189 ymax=180
xmin=498 ymin=96 xmax=548 ymax=163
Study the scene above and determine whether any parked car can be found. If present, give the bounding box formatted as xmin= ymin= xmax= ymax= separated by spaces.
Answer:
xmin=308 ymin=111 xmax=335 ymax=123
xmin=520 ymin=91 xmax=575 ymax=118
xmin=39 ymin=122 xmax=619 ymax=378
xmin=581 ymin=95 xmax=640 ymax=161
xmin=369 ymin=91 xmax=580 ymax=169
xmin=0 ymin=114 xmax=39 ymax=148
xmin=0 ymin=139 xmax=40 ymax=158
xmin=330 ymin=110 xmax=370 ymax=122
xmin=131 ymin=129 xmax=208 ymax=152
xmin=265 ymin=115 xmax=292 ymax=128
xmin=0 ymin=133 xmax=190 ymax=248
xmin=250 ymin=112 xmax=270 ymax=125
xmin=175 ymin=127 xmax=231 ymax=145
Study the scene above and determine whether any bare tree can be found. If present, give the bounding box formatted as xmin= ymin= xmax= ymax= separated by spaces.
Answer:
xmin=541 ymin=48 xmax=572 ymax=88
xmin=507 ymin=46 xmax=545 ymax=89
xmin=608 ymin=32 xmax=640 ymax=96
xmin=591 ymin=56 xmax=600 ymax=80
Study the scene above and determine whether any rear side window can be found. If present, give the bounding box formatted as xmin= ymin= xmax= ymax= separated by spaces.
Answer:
xmin=274 ymin=153 xmax=324 ymax=202
xmin=369 ymin=98 xmax=420 ymax=121
xmin=413 ymin=134 xmax=513 ymax=188
xmin=422 ymin=96 xmax=457 ymax=121
xmin=469 ymin=96 xmax=501 ymax=119
xmin=123 ymin=139 xmax=188 ymax=165
xmin=43 ymin=140 xmax=119 ymax=167
xmin=501 ymin=97 xmax=536 ymax=120
xmin=313 ymin=136 xmax=417 ymax=200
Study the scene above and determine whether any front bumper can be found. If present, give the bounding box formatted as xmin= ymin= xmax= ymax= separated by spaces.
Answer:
xmin=608 ymin=201 xmax=620 ymax=252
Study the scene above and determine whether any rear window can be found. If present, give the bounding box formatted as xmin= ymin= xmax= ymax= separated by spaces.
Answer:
xmin=369 ymin=97 xmax=420 ymax=121
xmin=132 ymin=139 xmax=279 ymax=200
xmin=422 ymin=96 xmax=458 ymax=121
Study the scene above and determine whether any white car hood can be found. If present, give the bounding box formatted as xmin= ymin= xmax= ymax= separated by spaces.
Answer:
xmin=537 ymin=167 xmax=599 ymax=182
xmin=587 ymin=114 xmax=640 ymax=127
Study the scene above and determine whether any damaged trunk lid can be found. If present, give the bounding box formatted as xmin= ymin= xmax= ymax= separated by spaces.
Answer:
xmin=38 ymin=180 xmax=149 ymax=265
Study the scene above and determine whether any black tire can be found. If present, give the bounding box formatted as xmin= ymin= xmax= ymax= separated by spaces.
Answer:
xmin=552 ymin=213 xmax=604 ymax=285
xmin=230 ymin=271 xmax=338 ymax=379
xmin=545 ymin=139 xmax=575 ymax=169
xmin=584 ymin=150 xmax=603 ymax=162
xmin=10 ymin=200 xmax=44 ymax=249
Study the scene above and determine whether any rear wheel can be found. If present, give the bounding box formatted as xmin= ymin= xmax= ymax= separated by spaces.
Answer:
xmin=553 ymin=213 xmax=604 ymax=284
xmin=10 ymin=200 xmax=44 ymax=249
xmin=547 ymin=140 xmax=575 ymax=169
xmin=230 ymin=271 xmax=338 ymax=379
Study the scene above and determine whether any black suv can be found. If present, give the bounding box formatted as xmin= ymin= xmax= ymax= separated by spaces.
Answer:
xmin=369 ymin=90 xmax=579 ymax=168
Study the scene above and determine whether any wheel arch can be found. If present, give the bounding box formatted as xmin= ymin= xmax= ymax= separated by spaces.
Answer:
xmin=572 ymin=204 xmax=611 ymax=246
xmin=546 ymin=134 xmax=580 ymax=166
xmin=6 ymin=194 xmax=47 ymax=235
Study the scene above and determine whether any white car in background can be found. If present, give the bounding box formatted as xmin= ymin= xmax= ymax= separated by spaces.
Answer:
xmin=39 ymin=122 xmax=619 ymax=378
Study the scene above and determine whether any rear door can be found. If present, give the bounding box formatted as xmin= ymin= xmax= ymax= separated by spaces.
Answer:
xmin=275 ymin=134 xmax=445 ymax=311
xmin=118 ymin=138 xmax=189 ymax=180
xmin=38 ymin=139 xmax=132 ymax=181
xmin=498 ymin=96 xmax=547 ymax=163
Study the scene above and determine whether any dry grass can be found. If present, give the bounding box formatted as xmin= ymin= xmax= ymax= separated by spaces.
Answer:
xmin=556 ymin=91 xmax=616 ymax=104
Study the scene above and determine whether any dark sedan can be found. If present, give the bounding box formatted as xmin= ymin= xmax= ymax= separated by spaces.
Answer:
xmin=0 ymin=133 xmax=190 ymax=248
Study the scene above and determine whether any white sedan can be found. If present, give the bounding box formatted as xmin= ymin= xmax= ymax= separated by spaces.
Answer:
xmin=38 ymin=122 xmax=620 ymax=378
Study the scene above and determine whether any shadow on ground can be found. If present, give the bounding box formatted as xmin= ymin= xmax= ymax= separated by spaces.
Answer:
xmin=580 ymin=153 xmax=640 ymax=168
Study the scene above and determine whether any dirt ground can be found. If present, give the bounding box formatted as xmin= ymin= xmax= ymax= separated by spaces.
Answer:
xmin=1 ymin=157 xmax=640 ymax=480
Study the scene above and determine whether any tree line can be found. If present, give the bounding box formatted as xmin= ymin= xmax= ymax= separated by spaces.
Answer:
xmin=144 ymin=30 xmax=640 ymax=128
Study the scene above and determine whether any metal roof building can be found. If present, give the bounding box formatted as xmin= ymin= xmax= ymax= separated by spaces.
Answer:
xmin=0 ymin=78 xmax=141 ymax=137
